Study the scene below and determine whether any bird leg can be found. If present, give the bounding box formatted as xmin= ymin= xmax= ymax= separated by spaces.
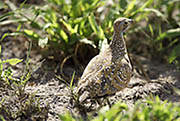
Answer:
xmin=96 ymin=97 xmax=111 ymax=108
xmin=106 ymin=98 xmax=112 ymax=108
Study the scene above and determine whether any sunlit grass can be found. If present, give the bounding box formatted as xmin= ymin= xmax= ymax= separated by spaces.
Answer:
xmin=1 ymin=0 xmax=179 ymax=66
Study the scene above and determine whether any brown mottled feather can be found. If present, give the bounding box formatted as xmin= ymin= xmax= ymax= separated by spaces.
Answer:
xmin=77 ymin=17 xmax=133 ymax=103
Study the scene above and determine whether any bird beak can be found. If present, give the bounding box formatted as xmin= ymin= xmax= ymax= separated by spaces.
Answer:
xmin=128 ymin=19 xmax=134 ymax=24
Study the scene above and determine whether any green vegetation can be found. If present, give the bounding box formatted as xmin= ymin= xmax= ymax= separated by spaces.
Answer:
xmin=0 ymin=44 xmax=48 ymax=120
xmin=0 ymin=45 xmax=23 ymax=83
xmin=59 ymin=96 xmax=180 ymax=121
xmin=1 ymin=0 xmax=180 ymax=66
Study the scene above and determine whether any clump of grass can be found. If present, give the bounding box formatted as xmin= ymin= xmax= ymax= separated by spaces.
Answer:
xmin=59 ymin=96 xmax=180 ymax=121
xmin=0 ymin=70 xmax=49 ymax=121
xmin=0 ymin=92 xmax=49 ymax=121
xmin=0 ymin=43 xmax=49 ymax=120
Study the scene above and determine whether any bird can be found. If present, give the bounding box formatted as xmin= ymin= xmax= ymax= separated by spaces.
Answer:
xmin=76 ymin=17 xmax=133 ymax=105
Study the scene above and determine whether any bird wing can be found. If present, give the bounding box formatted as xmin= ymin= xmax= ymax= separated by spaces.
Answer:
xmin=79 ymin=54 xmax=109 ymax=84
xmin=77 ymin=54 xmax=111 ymax=103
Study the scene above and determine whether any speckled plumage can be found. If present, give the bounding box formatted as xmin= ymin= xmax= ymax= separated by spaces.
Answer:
xmin=77 ymin=17 xmax=133 ymax=103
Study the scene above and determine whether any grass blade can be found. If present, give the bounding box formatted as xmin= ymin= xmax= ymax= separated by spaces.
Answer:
xmin=88 ymin=13 xmax=99 ymax=35
xmin=70 ymin=71 xmax=75 ymax=90
xmin=156 ymin=28 xmax=180 ymax=41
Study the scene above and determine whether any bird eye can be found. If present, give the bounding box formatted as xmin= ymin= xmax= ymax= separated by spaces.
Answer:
xmin=124 ymin=21 xmax=128 ymax=25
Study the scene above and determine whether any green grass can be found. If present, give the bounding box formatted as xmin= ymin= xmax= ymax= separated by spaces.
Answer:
xmin=1 ymin=0 xmax=179 ymax=66
xmin=59 ymin=96 xmax=180 ymax=121
xmin=0 ymin=45 xmax=23 ymax=84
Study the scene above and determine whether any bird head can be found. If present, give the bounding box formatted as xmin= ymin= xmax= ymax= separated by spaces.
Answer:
xmin=113 ymin=17 xmax=133 ymax=34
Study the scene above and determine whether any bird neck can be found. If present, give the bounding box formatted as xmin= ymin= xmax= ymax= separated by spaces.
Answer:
xmin=109 ymin=32 xmax=127 ymax=60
